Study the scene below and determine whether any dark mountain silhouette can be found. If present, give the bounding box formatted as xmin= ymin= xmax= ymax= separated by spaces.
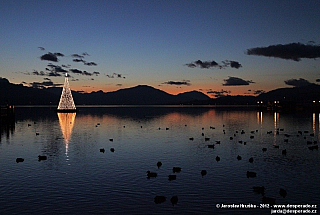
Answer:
xmin=0 ymin=79 xmax=210 ymax=105
xmin=1 ymin=77 xmax=319 ymax=106
xmin=257 ymin=84 xmax=320 ymax=102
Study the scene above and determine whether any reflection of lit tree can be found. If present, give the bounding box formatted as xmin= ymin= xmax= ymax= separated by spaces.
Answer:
xmin=57 ymin=73 xmax=76 ymax=112
xmin=58 ymin=112 xmax=76 ymax=155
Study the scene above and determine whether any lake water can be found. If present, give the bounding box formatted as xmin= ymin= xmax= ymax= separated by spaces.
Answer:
xmin=0 ymin=106 xmax=319 ymax=214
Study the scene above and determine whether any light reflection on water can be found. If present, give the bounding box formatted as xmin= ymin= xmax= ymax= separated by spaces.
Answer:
xmin=0 ymin=107 xmax=319 ymax=214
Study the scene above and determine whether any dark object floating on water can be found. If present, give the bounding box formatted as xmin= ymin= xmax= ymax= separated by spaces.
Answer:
xmin=274 ymin=145 xmax=279 ymax=148
xmin=38 ymin=155 xmax=47 ymax=161
xmin=215 ymin=141 xmax=220 ymax=144
xmin=249 ymin=157 xmax=254 ymax=163
xmin=262 ymin=196 xmax=276 ymax=205
xmin=282 ymin=149 xmax=287 ymax=155
xmin=154 ymin=196 xmax=166 ymax=204
xmin=205 ymin=137 xmax=210 ymax=141
xmin=216 ymin=156 xmax=220 ymax=162
xmin=207 ymin=144 xmax=214 ymax=149
xmin=170 ymin=195 xmax=178 ymax=206
xmin=247 ymin=171 xmax=257 ymax=178
xmin=253 ymin=186 xmax=265 ymax=195
xmin=250 ymin=136 xmax=254 ymax=139
xmin=284 ymin=139 xmax=289 ymax=143
xmin=237 ymin=155 xmax=242 ymax=160
xmin=267 ymin=131 xmax=272 ymax=134
xmin=189 ymin=137 xmax=194 ymax=141
xmin=100 ymin=148 xmax=105 ymax=153
xmin=157 ymin=161 xmax=162 ymax=169
xmin=109 ymin=139 xmax=113 ymax=142
xmin=36 ymin=132 xmax=39 ymax=136
xmin=173 ymin=167 xmax=181 ymax=173
xmin=230 ymin=137 xmax=233 ymax=140
xmin=201 ymin=170 xmax=207 ymax=177
xmin=28 ymin=124 xmax=31 ymax=127
xmin=279 ymin=188 xmax=287 ymax=198
xmin=110 ymin=148 xmax=115 ymax=152
xmin=308 ymin=145 xmax=318 ymax=150
xmin=168 ymin=175 xmax=176 ymax=181
xmin=16 ymin=158 xmax=24 ymax=163
xmin=262 ymin=148 xmax=267 ymax=152
xmin=147 ymin=171 xmax=157 ymax=178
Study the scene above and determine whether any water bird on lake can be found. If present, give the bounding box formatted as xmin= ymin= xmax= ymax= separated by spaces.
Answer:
xmin=279 ymin=188 xmax=287 ymax=198
xmin=262 ymin=196 xmax=276 ymax=205
xmin=284 ymin=139 xmax=288 ymax=143
xmin=250 ymin=136 xmax=254 ymax=139
xmin=100 ymin=148 xmax=105 ymax=153
xmin=249 ymin=157 xmax=254 ymax=163
xmin=166 ymin=127 xmax=169 ymax=130
xmin=298 ymin=131 xmax=302 ymax=135
xmin=36 ymin=132 xmax=39 ymax=136
xmin=154 ymin=196 xmax=166 ymax=204
xmin=170 ymin=195 xmax=178 ymax=206
xmin=210 ymin=126 xmax=215 ymax=129
xmin=262 ymin=148 xmax=267 ymax=152
xmin=307 ymin=141 xmax=312 ymax=145
xmin=205 ymin=137 xmax=210 ymax=141
xmin=230 ymin=137 xmax=233 ymax=140
xmin=284 ymin=134 xmax=290 ymax=137
xmin=16 ymin=158 xmax=24 ymax=163
xmin=310 ymin=133 xmax=314 ymax=137
xmin=308 ymin=145 xmax=318 ymax=150
xmin=274 ymin=145 xmax=279 ymax=148
xmin=168 ymin=175 xmax=176 ymax=181
xmin=267 ymin=131 xmax=272 ymax=134
xmin=253 ymin=186 xmax=265 ymax=195
xmin=109 ymin=139 xmax=113 ymax=142
xmin=241 ymin=130 xmax=245 ymax=134
xmin=189 ymin=137 xmax=194 ymax=141
xmin=28 ymin=124 xmax=31 ymax=127
xmin=282 ymin=149 xmax=287 ymax=155
xmin=237 ymin=155 xmax=242 ymax=160
xmin=157 ymin=161 xmax=162 ymax=169
xmin=207 ymin=144 xmax=214 ymax=149
xmin=201 ymin=170 xmax=207 ymax=177
xmin=172 ymin=167 xmax=181 ymax=173
xmin=38 ymin=155 xmax=47 ymax=161
xmin=110 ymin=148 xmax=115 ymax=152
xmin=239 ymin=140 xmax=243 ymax=144
xmin=202 ymin=133 xmax=204 ymax=136
xmin=247 ymin=171 xmax=257 ymax=178
xmin=216 ymin=156 xmax=220 ymax=162
xmin=215 ymin=141 xmax=220 ymax=144
xmin=146 ymin=171 xmax=157 ymax=178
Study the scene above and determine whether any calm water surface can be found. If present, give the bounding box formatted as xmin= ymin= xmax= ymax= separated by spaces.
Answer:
xmin=0 ymin=107 xmax=319 ymax=214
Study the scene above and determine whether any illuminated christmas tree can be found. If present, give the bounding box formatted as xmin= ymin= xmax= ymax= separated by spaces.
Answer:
xmin=57 ymin=73 xmax=76 ymax=112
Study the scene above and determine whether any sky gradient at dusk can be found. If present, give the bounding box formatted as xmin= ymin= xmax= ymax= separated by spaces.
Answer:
xmin=1 ymin=0 xmax=320 ymax=97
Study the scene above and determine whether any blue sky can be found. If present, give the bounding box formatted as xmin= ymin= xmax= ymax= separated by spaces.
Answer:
xmin=1 ymin=0 xmax=319 ymax=97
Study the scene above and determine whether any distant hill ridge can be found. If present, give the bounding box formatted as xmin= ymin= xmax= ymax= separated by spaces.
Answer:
xmin=1 ymin=77 xmax=320 ymax=105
